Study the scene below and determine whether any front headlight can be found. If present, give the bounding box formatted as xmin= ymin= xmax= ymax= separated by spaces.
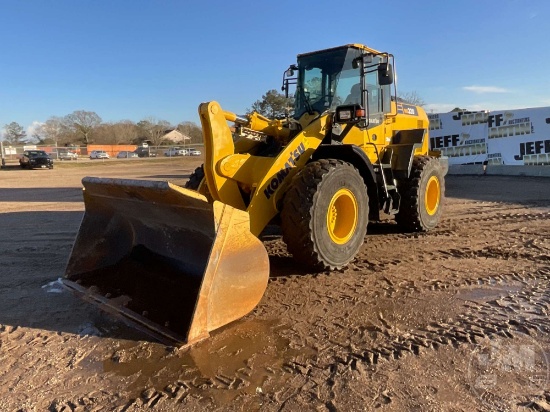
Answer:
xmin=335 ymin=104 xmax=366 ymax=124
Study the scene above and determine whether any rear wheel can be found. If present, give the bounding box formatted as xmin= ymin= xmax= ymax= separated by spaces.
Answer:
xmin=281 ymin=159 xmax=369 ymax=270
xmin=395 ymin=156 xmax=445 ymax=231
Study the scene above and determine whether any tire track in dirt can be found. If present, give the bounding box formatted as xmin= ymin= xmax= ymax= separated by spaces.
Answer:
xmin=443 ymin=209 xmax=550 ymax=227
xmin=0 ymin=330 xmax=125 ymax=411
xmin=263 ymin=267 xmax=550 ymax=411
xmin=345 ymin=206 xmax=550 ymax=282
xmin=106 ymin=265 xmax=550 ymax=411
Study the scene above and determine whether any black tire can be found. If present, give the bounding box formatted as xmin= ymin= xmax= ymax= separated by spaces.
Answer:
xmin=185 ymin=165 xmax=213 ymax=202
xmin=281 ymin=159 xmax=369 ymax=271
xmin=185 ymin=166 xmax=205 ymax=190
xmin=395 ymin=156 xmax=445 ymax=232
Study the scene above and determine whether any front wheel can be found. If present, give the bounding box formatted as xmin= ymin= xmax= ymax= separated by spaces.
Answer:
xmin=281 ymin=159 xmax=369 ymax=271
xmin=185 ymin=166 xmax=205 ymax=190
xmin=395 ymin=156 xmax=445 ymax=231
xmin=184 ymin=165 xmax=213 ymax=201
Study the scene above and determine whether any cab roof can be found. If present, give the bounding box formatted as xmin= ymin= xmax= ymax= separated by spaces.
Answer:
xmin=297 ymin=44 xmax=382 ymax=58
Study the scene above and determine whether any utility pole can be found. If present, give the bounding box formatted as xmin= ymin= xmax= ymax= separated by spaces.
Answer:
xmin=0 ymin=140 xmax=5 ymax=168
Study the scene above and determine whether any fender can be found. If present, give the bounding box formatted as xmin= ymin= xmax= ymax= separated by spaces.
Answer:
xmin=312 ymin=144 xmax=381 ymax=220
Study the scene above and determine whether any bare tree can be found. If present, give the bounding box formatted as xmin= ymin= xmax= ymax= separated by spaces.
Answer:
xmin=94 ymin=121 xmax=138 ymax=144
xmin=137 ymin=117 xmax=172 ymax=146
xmin=112 ymin=120 xmax=138 ymax=144
xmin=177 ymin=121 xmax=203 ymax=144
xmin=3 ymin=122 xmax=27 ymax=145
xmin=398 ymin=91 xmax=425 ymax=107
xmin=64 ymin=110 xmax=102 ymax=144
xmin=37 ymin=117 xmax=69 ymax=145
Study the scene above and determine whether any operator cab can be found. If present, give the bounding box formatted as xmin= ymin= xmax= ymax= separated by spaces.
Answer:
xmin=282 ymin=44 xmax=395 ymax=128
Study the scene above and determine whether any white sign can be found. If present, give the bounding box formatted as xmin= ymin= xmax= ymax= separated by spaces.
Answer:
xmin=429 ymin=107 xmax=550 ymax=166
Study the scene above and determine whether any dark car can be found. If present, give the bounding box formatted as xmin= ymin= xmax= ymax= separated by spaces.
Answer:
xmin=133 ymin=147 xmax=157 ymax=157
xmin=19 ymin=150 xmax=54 ymax=169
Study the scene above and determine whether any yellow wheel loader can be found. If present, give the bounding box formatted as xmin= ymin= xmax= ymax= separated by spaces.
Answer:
xmin=63 ymin=44 xmax=447 ymax=346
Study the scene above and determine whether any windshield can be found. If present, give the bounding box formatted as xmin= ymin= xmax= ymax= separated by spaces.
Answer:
xmin=294 ymin=47 xmax=363 ymax=119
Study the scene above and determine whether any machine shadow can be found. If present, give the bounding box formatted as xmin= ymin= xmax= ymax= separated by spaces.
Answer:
xmin=138 ymin=174 xmax=191 ymax=180
xmin=0 ymin=187 xmax=83 ymax=202
xmin=445 ymin=174 xmax=550 ymax=204
xmin=0 ymin=210 xmax=150 ymax=342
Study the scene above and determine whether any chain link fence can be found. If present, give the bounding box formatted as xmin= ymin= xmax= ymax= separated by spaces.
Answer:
xmin=1 ymin=143 xmax=204 ymax=166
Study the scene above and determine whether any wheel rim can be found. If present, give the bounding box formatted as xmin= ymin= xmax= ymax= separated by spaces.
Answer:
xmin=326 ymin=188 xmax=358 ymax=245
xmin=425 ymin=175 xmax=441 ymax=216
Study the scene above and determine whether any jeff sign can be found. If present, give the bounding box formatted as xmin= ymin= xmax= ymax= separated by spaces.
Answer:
xmin=429 ymin=107 xmax=550 ymax=166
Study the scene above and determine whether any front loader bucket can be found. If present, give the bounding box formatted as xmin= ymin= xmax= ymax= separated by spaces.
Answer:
xmin=63 ymin=177 xmax=269 ymax=346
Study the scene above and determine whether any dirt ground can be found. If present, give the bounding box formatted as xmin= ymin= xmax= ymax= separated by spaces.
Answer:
xmin=1 ymin=158 xmax=549 ymax=412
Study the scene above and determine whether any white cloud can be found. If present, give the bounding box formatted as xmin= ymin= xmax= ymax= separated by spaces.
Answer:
xmin=27 ymin=121 xmax=44 ymax=139
xmin=467 ymin=104 xmax=488 ymax=111
xmin=463 ymin=85 xmax=510 ymax=94
xmin=424 ymin=103 xmax=457 ymax=114
xmin=425 ymin=100 xmax=544 ymax=114
xmin=424 ymin=102 xmax=491 ymax=114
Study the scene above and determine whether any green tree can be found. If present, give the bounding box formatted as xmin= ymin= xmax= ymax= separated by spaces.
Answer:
xmin=248 ymin=89 xmax=292 ymax=119
xmin=3 ymin=122 xmax=27 ymax=145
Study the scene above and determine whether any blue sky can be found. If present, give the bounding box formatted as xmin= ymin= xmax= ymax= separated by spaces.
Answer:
xmin=1 ymin=0 xmax=549 ymax=137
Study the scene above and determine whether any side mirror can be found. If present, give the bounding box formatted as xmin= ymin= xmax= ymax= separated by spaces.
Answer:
xmin=378 ymin=63 xmax=394 ymax=85
xmin=285 ymin=64 xmax=298 ymax=77
xmin=282 ymin=64 xmax=298 ymax=95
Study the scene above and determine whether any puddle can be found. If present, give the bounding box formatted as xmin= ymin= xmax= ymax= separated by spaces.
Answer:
xmin=454 ymin=284 xmax=523 ymax=302
xmin=41 ymin=278 xmax=65 ymax=294
xmin=96 ymin=317 xmax=316 ymax=403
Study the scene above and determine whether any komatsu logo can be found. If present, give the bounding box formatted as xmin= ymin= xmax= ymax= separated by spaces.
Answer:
xmin=264 ymin=142 xmax=306 ymax=199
